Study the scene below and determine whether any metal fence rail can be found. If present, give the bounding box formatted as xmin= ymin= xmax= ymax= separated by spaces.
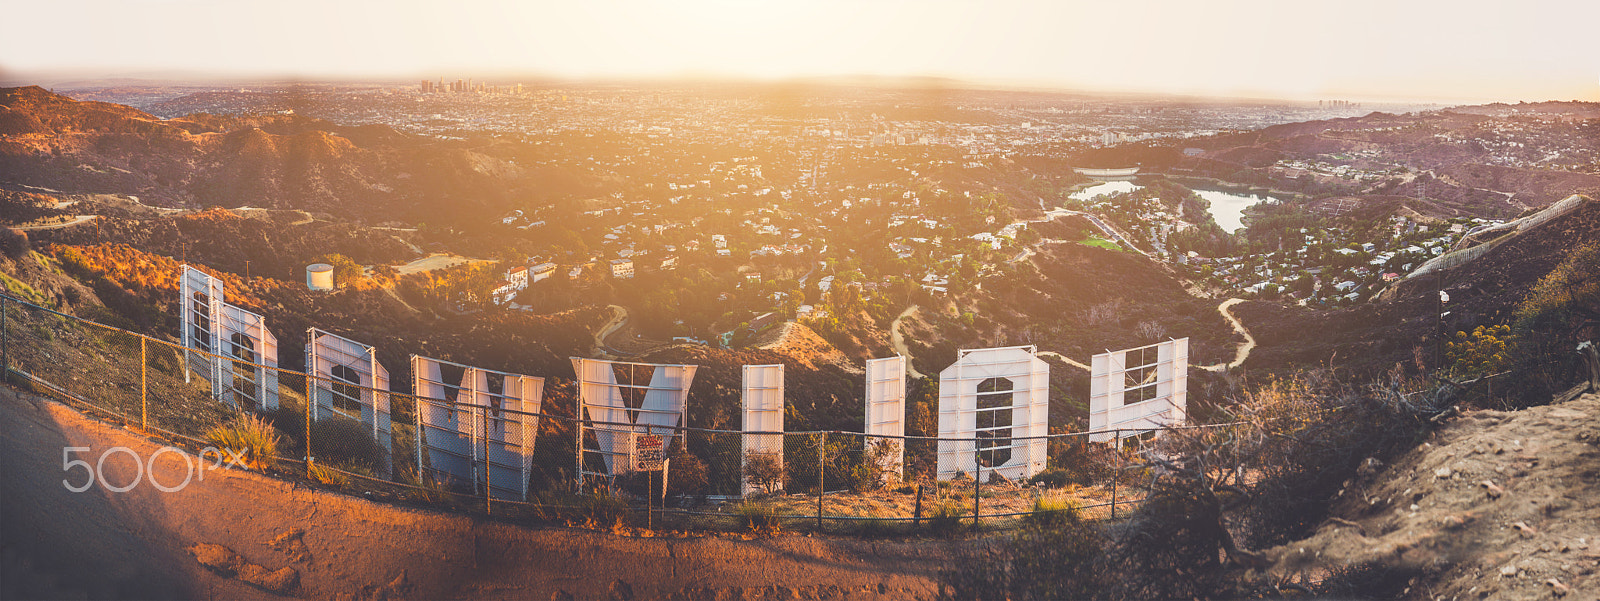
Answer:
xmin=12 ymin=291 xmax=1557 ymax=533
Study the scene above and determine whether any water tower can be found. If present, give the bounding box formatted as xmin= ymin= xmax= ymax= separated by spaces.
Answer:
xmin=306 ymin=264 xmax=334 ymax=291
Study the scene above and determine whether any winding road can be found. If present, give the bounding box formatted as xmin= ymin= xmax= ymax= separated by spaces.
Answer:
xmin=14 ymin=215 xmax=97 ymax=231
xmin=888 ymin=305 xmax=928 ymax=379
xmin=593 ymin=304 xmax=630 ymax=356
xmin=1196 ymin=298 xmax=1254 ymax=372
xmin=888 ymin=298 xmax=1255 ymax=376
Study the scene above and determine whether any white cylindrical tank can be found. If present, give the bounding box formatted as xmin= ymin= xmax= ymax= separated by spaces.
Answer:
xmin=306 ymin=263 xmax=335 ymax=291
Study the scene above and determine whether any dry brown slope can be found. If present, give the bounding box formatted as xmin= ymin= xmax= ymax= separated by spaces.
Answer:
xmin=0 ymin=385 xmax=956 ymax=600
xmin=1264 ymin=393 xmax=1600 ymax=599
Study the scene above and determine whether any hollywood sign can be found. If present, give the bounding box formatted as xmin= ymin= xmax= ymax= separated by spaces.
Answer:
xmin=176 ymin=270 xmax=1189 ymax=495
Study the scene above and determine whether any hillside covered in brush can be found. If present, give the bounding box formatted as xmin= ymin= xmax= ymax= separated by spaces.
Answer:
xmin=0 ymin=86 xmax=599 ymax=227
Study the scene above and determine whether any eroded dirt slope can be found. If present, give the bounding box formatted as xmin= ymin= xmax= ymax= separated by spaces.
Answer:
xmin=1265 ymin=393 xmax=1600 ymax=599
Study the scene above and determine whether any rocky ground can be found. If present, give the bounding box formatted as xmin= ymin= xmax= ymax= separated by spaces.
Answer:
xmin=1263 ymin=393 xmax=1600 ymax=599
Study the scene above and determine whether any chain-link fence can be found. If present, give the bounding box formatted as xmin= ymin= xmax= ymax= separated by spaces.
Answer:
xmin=0 ymin=292 xmax=1337 ymax=533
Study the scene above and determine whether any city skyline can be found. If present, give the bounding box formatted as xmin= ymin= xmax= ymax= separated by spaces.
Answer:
xmin=2 ymin=0 xmax=1598 ymax=103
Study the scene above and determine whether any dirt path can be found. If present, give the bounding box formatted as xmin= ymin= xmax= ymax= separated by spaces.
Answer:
xmin=0 ymin=386 xmax=956 ymax=600
xmin=594 ymin=304 xmax=628 ymax=353
xmin=1197 ymin=298 xmax=1254 ymax=372
xmin=1036 ymin=350 xmax=1091 ymax=371
xmin=14 ymin=215 xmax=96 ymax=231
xmin=381 ymin=284 xmax=422 ymax=315
xmin=889 ymin=305 xmax=928 ymax=379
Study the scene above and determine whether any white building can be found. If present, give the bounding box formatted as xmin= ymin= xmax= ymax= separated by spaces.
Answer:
xmin=530 ymin=262 xmax=557 ymax=283
xmin=609 ymin=258 xmax=635 ymax=279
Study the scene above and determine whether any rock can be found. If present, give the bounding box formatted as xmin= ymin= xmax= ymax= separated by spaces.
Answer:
xmin=1357 ymin=457 xmax=1384 ymax=479
xmin=239 ymin=565 xmax=299 ymax=595
xmin=267 ymin=528 xmax=312 ymax=563
xmin=608 ymin=579 xmax=635 ymax=601
xmin=189 ymin=543 xmax=245 ymax=575
xmin=186 ymin=541 xmax=297 ymax=595
xmin=1500 ymin=565 xmax=1519 ymax=578
xmin=1548 ymin=578 xmax=1570 ymax=597
xmin=1435 ymin=466 xmax=1453 ymax=479
xmin=1480 ymin=480 xmax=1504 ymax=499
xmin=1512 ymin=521 xmax=1538 ymax=537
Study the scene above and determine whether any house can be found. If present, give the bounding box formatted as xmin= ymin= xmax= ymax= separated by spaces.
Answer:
xmin=609 ymin=258 xmax=634 ymax=279
xmin=659 ymin=255 xmax=679 ymax=270
xmin=748 ymin=312 xmax=778 ymax=332
xmin=530 ymin=262 xmax=557 ymax=283
xmin=745 ymin=272 xmax=761 ymax=283
xmin=506 ymin=266 xmax=529 ymax=288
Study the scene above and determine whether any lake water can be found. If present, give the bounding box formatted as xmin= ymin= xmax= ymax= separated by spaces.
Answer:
xmin=1193 ymin=188 xmax=1279 ymax=233
xmin=1067 ymin=180 xmax=1278 ymax=233
xmin=1068 ymin=180 xmax=1141 ymax=202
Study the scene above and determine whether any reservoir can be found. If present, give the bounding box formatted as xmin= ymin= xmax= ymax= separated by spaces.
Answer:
xmin=1192 ymin=188 xmax=1279 ymax=233
xmin=1068 ymin=180 xmax=1279 ymax=234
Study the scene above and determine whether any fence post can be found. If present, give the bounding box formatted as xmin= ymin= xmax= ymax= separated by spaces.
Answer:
xmin=482 ymin=407 xmax=492 ymax=516
xmin=413 ymin=396 xmax=424 ymax=482
xmin=1 ymin=294 xmax=8 ymax=384
xmin=305 ymin=371 xmax=314 ymax=479
xmin=139 ymin=336 xmax=148 ymax=431
xmin=816 ymin=431 xmax=825 ymax=530
xmin=575 ymin=411 xmax=585 ymax=494
xmin=973 ymin=445 xmax=981 ymax=527
xmin=1110 ymin=430 xmax=1118 ymax=520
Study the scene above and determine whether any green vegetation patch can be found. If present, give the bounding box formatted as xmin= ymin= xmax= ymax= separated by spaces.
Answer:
xmin=1078 ymin=236 xmax=1122 ymax=252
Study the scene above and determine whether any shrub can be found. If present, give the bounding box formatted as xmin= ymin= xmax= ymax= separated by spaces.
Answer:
xmin=1024 ymin=497 xmax=1081 ymax=528
xmin=308 ymin=461 xmax=350 ymax=489
xmin=0 ymin=228 xmax=28 ymax=259
xmin=399 ymin=467 xmax=447 ymax=504
xmin=1026 ymin=468 xmax=1071 ymax=489
xmin=1313 ymin=561 xmax=1430 ymax=599
xmin=941 ymin=517 xmax=1110 ymax=600
xmin=205 ymin=414 xmax=280 ymax=472
xmin=666 ymin=452 xmax=709 ymax=497
xmin=927 ymin=500 xmax=969 ymax=537
xmin=743 ymin=452 xmax=786 ymax=495
xmin=579 ymin=489 xmax=632 ymax=531
xmin=308 ymin=416 xmax=385 ymax=473
xmin=735 ymin=502 xmax=781 ymax=534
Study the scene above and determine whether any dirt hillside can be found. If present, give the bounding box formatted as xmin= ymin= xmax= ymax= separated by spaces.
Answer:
xmin=1263 ymin=393 xmax=1600 ymax=599
xmin=0 ymin=385 xmax=960 ymax=600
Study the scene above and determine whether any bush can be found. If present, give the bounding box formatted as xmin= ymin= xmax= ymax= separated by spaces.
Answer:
xmin=0 ymin=228 xmax=29 ymax=259
xmin=744 ymin=452 xmax=786 ymax=495
xmin=1026 ymin=468 xmax=1071 ymax=489
xmin=579 ymin=489 xmax=632 ymax=531
xmin=735 ymin=502 xmax=781 ymax=534
xmin=940 ymin=517 xmax=1110 ymax=600
xmin=400 ymin=467 xmax=448 ymax=504
xmin=667 ymin=452 xmax=709 ymax=497
xmin=927 ymin=500 xmax=969 ymax=537
xmin=205 ymin=414 xmax=280 ymax=472
xmin=1024 ymin=497 xmax=1081 ymax=528
xmin=308 ymin=461 xmax=350 ymax=488
xmin=309 ymin=416 xmax=385 ymax=473
xmin=1313 ymin=561 xmax=1430 ymax=599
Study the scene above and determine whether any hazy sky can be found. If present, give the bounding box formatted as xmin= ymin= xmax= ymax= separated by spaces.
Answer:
xmin=3 ymin=0 xmax=1597 ymax=102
